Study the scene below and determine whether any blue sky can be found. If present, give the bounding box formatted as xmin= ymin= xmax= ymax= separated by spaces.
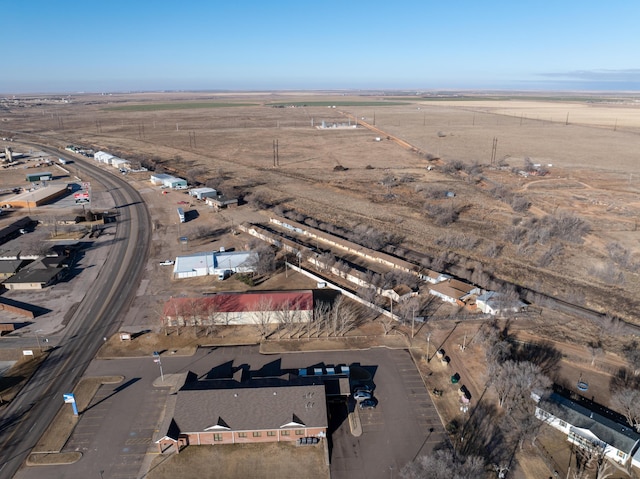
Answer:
xmin=3 ymin=0 xmax=639 ymax=93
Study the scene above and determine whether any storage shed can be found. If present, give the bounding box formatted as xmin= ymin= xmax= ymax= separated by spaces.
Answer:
xmin=94 ymin=151 xmax=115 ymax=163
xmin=189 ymin=187 xmax=217 ymax=200
xmin=150 ymin=173 xmax=175 ymax=185
xmin=26 ymin=172 xmax=53 ymax=182
xmin=164 ymin=177 xmax=188 ymax=189
xmin=111 ymin=158 xmax=130 ymax=169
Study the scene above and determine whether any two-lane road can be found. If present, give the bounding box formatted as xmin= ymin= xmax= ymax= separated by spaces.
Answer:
xmin=0 ymin=148 xmax=151 ymax=479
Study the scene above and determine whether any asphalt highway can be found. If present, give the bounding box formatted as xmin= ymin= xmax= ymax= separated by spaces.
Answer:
xmin=0 ymin=148 xmax=151 ymax=479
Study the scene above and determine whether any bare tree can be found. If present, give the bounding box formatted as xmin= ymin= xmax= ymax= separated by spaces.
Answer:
xmin=379 ymin=313 xmax=396 ymax=336
xmin=252 ymin=297 xmax=274 ymax=338
xmin=357 ymin=285 xmax=378 ymax=304
xmin=313 ymin=301 xmax=331 ymax=338
xmin=588 ymin=341 xmax=604 ymax=367
xmin=611 ymin=388 xmax=640 ymax=431
xmin=400 ymin=448 xmax=486 ymax=479
xmin=623 ymin=340 xmax=640 ymax=376
xmin=275 ymin=300 xmax=296 ymax=338
xmin=254 ymin=245 xmax=276 ymax=274
xmin=332 ymin=296 xmax=360 ymax=336
xmin=491 ymin=360 xmax=551 ymax=410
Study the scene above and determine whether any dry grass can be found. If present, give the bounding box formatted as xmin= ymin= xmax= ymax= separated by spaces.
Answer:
xmin=5 ymin=92 xmax=640 ymax=478
xmin=146 ymin=442 xmax=329 ymax=479
xmin=42 ymin=93 xmax=638 ymax=322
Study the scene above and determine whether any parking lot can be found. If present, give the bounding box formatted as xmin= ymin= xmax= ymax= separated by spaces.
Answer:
xmin=15 ymin=346 xmax=446 ymax=479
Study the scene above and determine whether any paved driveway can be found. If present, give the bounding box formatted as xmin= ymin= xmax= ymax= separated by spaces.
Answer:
xmin=15 ymin=346 xmax=446 ymax=479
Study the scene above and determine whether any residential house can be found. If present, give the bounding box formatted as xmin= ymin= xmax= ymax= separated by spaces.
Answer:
xmin=476 ymin=291 xmax=526 ymax=316
xmin=536 ymin=392 xmax=640 ymax=469
xmin=429 ymin=279 xmax=480 ymax=305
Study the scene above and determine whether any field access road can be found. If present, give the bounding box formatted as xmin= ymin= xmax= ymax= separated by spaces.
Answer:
xmin=0 ymin=147 xmax=151 ymax=479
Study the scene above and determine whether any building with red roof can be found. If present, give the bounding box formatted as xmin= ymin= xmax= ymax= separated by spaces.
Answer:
xmin=163 ymin=290 xmax=314 ymax=326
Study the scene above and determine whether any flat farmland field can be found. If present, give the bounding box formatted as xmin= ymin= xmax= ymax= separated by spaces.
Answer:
xmin=3 ymin=92 xmax=640 ymax=322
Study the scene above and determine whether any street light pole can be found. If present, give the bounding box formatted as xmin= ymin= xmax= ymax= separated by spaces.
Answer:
xmin=153 ymin=351 xmax=164 ymax=382
xmin=426 ymin=332 xmax=431 ymax=363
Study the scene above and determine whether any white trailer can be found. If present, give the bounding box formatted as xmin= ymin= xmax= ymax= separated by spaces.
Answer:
xmin=177 ymin=207 xmax=185 ymax=223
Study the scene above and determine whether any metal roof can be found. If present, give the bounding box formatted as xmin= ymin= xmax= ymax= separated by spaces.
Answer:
xmin=173 ymin=251 xmax=257 ymax=276
xmin=164 ymin=290 xmax=314 ymax=317
xmin=540 ymin=392 xmax=640 ymax=454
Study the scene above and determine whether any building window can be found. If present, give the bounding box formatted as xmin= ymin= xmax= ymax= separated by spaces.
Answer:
xmin=267 ymin=431 xmax=276 ymax=437
xmin=282 ymin=430 xmax=290 ymax=436
xmin=214 ymin=434 xmax=223 ymax=442
xmin=253 ymin=432 xmax=261 ymax=437
xmin=617 ymin=450 xmax=626 ymax=459
xmin=295 ymin=430 xmax=304 ymax=436
xmin=238 ymin=432 xmax=247 ymax=438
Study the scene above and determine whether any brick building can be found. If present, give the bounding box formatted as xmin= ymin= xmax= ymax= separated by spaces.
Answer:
xmin=156 ymin=381 xmax=327 ymax=453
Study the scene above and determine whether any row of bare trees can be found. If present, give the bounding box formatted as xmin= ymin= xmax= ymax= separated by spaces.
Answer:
xmin=161 ymin=294 xmax=363 ymax=340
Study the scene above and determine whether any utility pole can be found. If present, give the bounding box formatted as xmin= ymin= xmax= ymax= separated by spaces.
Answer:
xmin=411 ymin=304 xmax=415 ymax=339
xmin=426 ymin=332 xmax=431 ymax=362
xmin=272 ymin=139 xmax=280 ymax=167
xmin=490 ymin=137 xmax=498 ymax=165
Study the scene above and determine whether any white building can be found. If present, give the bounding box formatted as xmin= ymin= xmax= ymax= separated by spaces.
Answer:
xmin=150 ymin=173 xmax=176 ymax=185
xmin=150 ymin=174 xmax=188 ymax=189
xmin=94 ymin=151 xmax=115 ymax=163
xmin=476 ymin=291 xmax=526 ymax=315
xmin=189 ymin=187 xmax=217 ymax=200
xmin=163 ymin=290 xmax=314 ymax=326
xmin=111 ymin=158 xmax=130 ymax=170
xmin=172 ymin=250 xmax=258 ymax=279
xmin=536 ymin=392 xmax=640 ymax=469
xmin=165 ymin=177 xmax=188 ymax=189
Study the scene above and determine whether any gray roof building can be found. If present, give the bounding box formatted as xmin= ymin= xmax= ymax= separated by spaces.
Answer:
xmin=173 ymin=384 xmax=328 ymax=434
xmin=537 ymin=392 xmax=640 ymax=467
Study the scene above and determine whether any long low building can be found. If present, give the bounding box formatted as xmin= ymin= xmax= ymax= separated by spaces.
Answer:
xmin=536 ymin=392 xmax=640 ymax=470
xmin=163 ymin=290 xmax=314 ymax=326
xmin=2 ymin=184 xmax=69 ymax=209
xmin=156 ymin=378 xmax=327 ymax=453
xmin=150 ymin=173 xmax=187 ymax=189
xmin=172 ymin=250 xmax=257 ymax=279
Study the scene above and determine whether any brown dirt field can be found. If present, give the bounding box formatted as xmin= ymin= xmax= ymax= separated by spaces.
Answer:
xmin=5 ymin=92 xmax=640 ymax=479
xmin=146 ymin=442 xmax=329 ymax=479
xmin=9 ymin=92 xmax=635 ymax=325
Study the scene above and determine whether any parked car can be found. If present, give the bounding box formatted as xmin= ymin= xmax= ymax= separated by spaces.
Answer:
xmin=354 ymin=384 xmax=374 ymax=394
xmin=359 ymin=398 xmax=378 ymax=409
xmin=353 ymin=391 xmax=372 ymax=401
xmin=159 ymin=260 xmax=174 ymax=266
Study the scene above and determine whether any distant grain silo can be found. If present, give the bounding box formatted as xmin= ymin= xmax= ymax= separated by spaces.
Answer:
xmin=4 ymin=147 xmax=12 ymax=162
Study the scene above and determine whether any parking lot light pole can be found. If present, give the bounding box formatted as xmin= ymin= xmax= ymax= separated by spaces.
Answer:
xmin=153 ymin=351 xmax=164 ymax=382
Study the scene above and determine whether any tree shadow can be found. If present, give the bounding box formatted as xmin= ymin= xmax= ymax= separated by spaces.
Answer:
xmin=511 ymin=340 xmax=562 ymax=377
xmin=610 ymin=367 xmax=640 ymax=391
